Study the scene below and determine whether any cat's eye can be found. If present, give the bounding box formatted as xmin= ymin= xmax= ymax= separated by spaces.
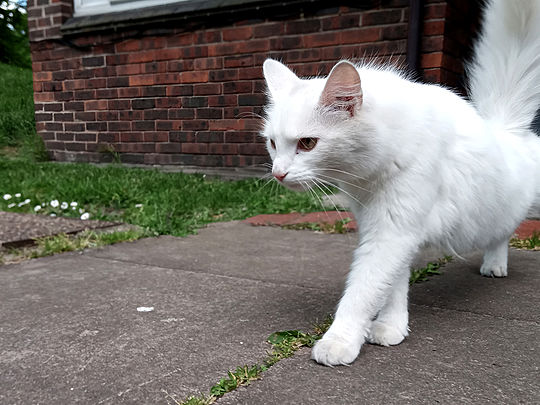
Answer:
xmin=297 ymin=137 xmax=318 ymax=152
xmin=270 ymin=139 xmax=276 ymax=149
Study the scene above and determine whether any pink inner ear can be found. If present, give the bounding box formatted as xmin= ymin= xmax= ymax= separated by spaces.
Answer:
xmin=320 ymin=62 xmax=363 ymax=115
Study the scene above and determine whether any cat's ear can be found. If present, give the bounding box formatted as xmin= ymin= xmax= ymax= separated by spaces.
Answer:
xmin=319 ymin=61 xmax=363 ymax=116
xmin=263 ymin=59 xmax=300 ymax=97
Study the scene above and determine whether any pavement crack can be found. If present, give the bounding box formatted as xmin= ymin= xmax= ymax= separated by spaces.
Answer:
xmin=84 ymin=253 xmax=330 ymax=292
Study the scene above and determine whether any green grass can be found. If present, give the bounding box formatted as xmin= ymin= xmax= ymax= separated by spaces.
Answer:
xmin=409 ymin=256 xmax=452 ymax=285
xmin=0 ymin=159 xmax=322 ymax=236
xmin=0 ymin=62 xmax=48 ymax=161
xmin=1 ymin=228 xmax=148 ymax=265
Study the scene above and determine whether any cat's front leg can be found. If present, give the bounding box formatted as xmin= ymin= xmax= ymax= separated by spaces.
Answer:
xmin=367 ymin=267 xmax=410 ymax=346
xmin=311 ymin=237 xmax=416 ymax=366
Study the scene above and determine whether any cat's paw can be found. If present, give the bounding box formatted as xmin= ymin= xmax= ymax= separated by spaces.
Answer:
xmin=367 ymin=320 xmax=408 ymax=346
xmin=479 ymin=263 xmax=507 ymax=277
xmin=311 ymin=335 xmax=360 ymax=366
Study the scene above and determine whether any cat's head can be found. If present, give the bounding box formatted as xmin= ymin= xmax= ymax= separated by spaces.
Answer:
xmin=262 ymin=59 xmax=372 ymax=192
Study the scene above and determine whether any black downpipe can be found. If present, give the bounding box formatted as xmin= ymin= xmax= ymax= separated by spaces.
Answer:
xmin=406 ymin=0 xmax=424 ymax=76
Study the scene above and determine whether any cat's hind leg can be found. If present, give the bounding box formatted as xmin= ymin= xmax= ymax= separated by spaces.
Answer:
xmin=367 ymin=267 xmax=409 ymax=346
xmin=480 ymin=238 xmax=509 ymax=277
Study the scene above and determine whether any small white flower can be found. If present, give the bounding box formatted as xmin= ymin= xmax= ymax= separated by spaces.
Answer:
xmin=34 ymin=205 xmax=41 ymax=212
xmin=79 ymin=208 xmax=84 ymax=214
xmin=7 ymin=203 xmax=15 ymax=208
xmin=135 ymin=203 xmax=143 ymax=208
xmin=70 ymin=201 xmax=78 ymax=207
xmin=50 ymin=200 xmax=59 ymax=208
xmin=80 ymin=212 xmax=90 ymax=220
xmin=18 ymin=199 xmax=31 ymax=207
xmin=72 ymin=207 xmax=76 ymax=210
xmin=15 ymin=193 xmax=21 ymax=198
xmin=61 ymin=202 xmax=68 ymax=209
xmin=41 ymin=203 xmax=46 ymax=207
xmin=50 ymin=213 xmax=56 ymax=217
xmin=3 ymin=194 xmax=12 ymax=200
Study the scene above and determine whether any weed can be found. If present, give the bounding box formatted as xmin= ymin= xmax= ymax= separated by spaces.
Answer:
xmin=282 ymin=218 xmax=352 ymax=234
xmin=179 ymin=315 xmax=333 ymax=405
xmin=3 ymin=228 xmax=149 ymax=264
xmin=409 ymin=256 xmax=452 ymax=285
xmin=510 ymin=232 xmax=540 ymax=250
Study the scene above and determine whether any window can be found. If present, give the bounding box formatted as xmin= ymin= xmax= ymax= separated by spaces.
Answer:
xmin=73 ymin=0 xmax=186 ymax=17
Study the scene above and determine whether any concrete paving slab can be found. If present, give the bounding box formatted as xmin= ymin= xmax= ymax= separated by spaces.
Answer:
xmin=410 ymin=249 xmax=540 ymax=323
xmin=220 ymin=304 xmax=540 ymax=405
xmin=0 ymin=211 xmax=118 ymax=248
xmin=1 ymin=221 xmax=538 ymax=404
xmin=85 ymin=221 xmax=357 ymax=291
xmin=0 ymin=252 xmax=335 ymax=404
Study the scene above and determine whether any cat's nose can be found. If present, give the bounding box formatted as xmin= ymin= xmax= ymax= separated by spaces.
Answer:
xmin=273 ymin=171 xmax=288 ymax=182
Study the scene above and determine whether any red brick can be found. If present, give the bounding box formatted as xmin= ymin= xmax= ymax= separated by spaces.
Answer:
xmin=340 ymin=27 xmax=381 ymax=44
xmin=129 ymin=75 xmax=154 ymax=86
xmin=421 ymin=52 xmax=443 ymax=68
xmin=34 ymin=71 xmax=52 ymax=81
xmin=222 ymin=26 xmax=253 ymax=41
xmin=253 ymin=22 xmax=284 ymax=38
xmin=182 ymin=143 xmax=208 ymax=154
xmin=128 ymin=51 xmax=156 ymax=64
xmin=303 ymin=32 xmax=340 ymax=48
xmin=423 ymin=20 xmax=445 ymax=36
xmin=424 ymin=3 xmax=447 ymax=19
xmin=321 ymin=14 xmax=361 ymax=31
xmin=194 ymin=83 xmax=221 ymax=96
xmin=179 ymin=71 xmax=209 ymax=83
xmin=167 ymin=33 xmax=194 ymax=47
xmin=155 ymin=48 xmax=182 ymax=61
xmin=194 ymin=57 xmax=223 ymax=70
xmin=116 ymin=39 xmax=140 ymax=53
xmin=209 ymin=143 xmax=239 ymax=155
xmin=84 ymin=100 xmax=108 ymax=110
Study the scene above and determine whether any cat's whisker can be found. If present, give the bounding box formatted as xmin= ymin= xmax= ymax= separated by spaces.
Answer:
xmin=316 ymin=177 xmax=367 ymax=210
xmin=314 ymin=172 xmax=373 ymax=194
xmin=310 ymin=178 xmax=347 ymax=223
xmin=305 ymin=179 xmax=334 ymax=224
xmin=311 ymin=167 xmax=372 ymax=184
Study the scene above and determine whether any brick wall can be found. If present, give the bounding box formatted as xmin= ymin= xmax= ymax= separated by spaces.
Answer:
xmin=420 ymin=0 xmax=481 ymax=90
xmin=27 ymin=0 xmax=480 ymax=168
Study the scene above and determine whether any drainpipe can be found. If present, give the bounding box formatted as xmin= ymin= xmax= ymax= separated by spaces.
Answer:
xmin=406 ymin=0 xmax=424 ymax=75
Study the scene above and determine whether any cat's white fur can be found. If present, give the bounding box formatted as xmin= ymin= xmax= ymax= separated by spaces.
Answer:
xmin=261 ymin=0 xmax=540 ymax=366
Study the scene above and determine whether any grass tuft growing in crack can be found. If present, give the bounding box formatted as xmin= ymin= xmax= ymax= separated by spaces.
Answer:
xmin=409 ymin=256 xmax=452 ymax=285
xmin=1 ymin=228 xmax=150 ymax=265
xmin=179 ymin=315 xmax=333 ymax=405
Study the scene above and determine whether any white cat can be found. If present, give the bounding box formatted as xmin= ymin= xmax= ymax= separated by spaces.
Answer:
xmin=261 ymin=0 xmax=540 ymax=366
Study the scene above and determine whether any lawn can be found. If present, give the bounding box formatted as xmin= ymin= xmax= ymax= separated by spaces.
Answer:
xmin=0 ymin=160 xmax=322 ymax=236
xmin=0 ymin=61 xmax=323 ymax=236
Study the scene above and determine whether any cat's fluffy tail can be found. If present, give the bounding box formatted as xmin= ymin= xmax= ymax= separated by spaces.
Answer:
xmin=468 ymin=0 xmax=540 ymax=134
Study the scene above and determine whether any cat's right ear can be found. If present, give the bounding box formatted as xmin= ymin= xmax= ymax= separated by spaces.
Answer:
xmin=263 ymin=59 xmax=300 ymax=97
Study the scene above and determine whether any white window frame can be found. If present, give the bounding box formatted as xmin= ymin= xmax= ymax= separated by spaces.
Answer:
xmin=73 ymin=0 xmax=187 ymax=17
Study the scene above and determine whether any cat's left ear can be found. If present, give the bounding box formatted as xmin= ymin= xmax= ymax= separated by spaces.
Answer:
xmin=263 ymin=59 xmax=300 ymax=97
xmin=319 ymin=61 xmax=363 ymax=116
